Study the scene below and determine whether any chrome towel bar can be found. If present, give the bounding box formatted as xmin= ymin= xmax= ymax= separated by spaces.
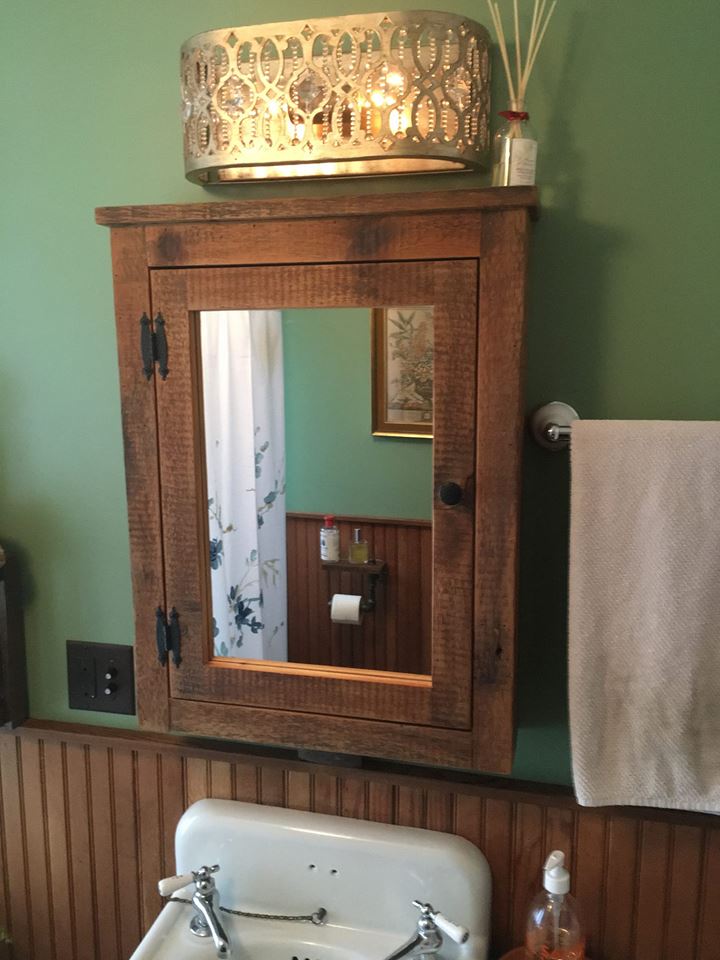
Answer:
xmin=530 ymin=401 xmax=580 ymax=450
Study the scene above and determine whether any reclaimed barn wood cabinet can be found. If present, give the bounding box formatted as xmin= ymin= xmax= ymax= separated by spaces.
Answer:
xmin=97 ymin=187 xmax=536 ymax=772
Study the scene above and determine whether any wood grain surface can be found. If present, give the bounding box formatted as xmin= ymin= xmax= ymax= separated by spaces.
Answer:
xmin=100 ymin=191 xmax=532 ymax=773
xmin=109 ymin=228 xmax=169 ymax=731
xmin=95 ymin=186 xmax=538 ymax=225
xmin=0 ymin=721 xmax=718 ymax=960
xmin=150 ymin=259 xmax=475 ymax=732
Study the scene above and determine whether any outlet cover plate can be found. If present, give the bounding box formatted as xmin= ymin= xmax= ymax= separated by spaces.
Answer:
xmin=67 ymin=641 xmax=135 ymax=715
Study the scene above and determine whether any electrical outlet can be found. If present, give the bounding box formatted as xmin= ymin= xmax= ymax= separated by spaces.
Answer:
xmin=67 ymin=641 xmax=135 ymax=715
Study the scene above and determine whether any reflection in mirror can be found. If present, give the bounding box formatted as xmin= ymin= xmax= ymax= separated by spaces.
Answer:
xmin=200 ymin=308 xmax=433 ymax=675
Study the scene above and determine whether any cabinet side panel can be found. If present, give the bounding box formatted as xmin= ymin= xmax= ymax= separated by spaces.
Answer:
xmin=109 ymin=226 xmax=169 ymax=731
xmin=473 ymin=208 xmax=531 ymax=772
xmin=0 ymin=556 xmax=29 ymax=726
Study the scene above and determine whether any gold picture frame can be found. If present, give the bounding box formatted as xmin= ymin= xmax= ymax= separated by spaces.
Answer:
xmin=371 ymin=306 xmax=434 ymax=438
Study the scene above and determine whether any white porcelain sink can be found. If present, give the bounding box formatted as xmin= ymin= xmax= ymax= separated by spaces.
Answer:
xmin=131 ymin=798 xmax=491 ymax=960
xmin=133 ymin=909 xmax=396 ymax=960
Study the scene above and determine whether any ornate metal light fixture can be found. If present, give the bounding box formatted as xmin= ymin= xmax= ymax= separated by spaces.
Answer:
xmin=181 ymin=11 xmax=491 ymax=183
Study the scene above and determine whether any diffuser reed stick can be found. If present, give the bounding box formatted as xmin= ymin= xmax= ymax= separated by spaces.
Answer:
xmin=486 ymin=0 xmax=558 ymax=108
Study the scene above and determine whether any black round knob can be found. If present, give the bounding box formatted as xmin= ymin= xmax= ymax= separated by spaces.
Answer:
xmin=438 ymin=481 xmax=463 ymax=506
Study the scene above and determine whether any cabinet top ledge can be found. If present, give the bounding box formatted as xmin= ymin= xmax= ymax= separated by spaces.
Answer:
xmin=95 ymin=186 xmax=539 ymax=227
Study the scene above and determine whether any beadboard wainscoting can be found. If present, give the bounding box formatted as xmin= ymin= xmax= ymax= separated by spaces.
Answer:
xmin=286 ymin=513 xmax=432 ymax=673
xmin=0 ymin=722 xmax=718 ymax=960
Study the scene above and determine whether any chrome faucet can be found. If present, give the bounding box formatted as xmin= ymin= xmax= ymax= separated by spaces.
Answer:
xmin=381 ymin=901 xmax=469 ymax=960
xmin=189 ymin=864 xmax=231 ymax=957
xmin=158 ymin=863 xmax=231 ymax=957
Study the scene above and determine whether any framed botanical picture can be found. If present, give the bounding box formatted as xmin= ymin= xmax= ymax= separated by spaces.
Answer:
xmin=371 ymin=305 xmax=434 ymax=438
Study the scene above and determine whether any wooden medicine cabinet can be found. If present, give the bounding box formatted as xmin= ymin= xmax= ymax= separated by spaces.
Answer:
xmin=97 ymin=188 xmax=536 ymax=773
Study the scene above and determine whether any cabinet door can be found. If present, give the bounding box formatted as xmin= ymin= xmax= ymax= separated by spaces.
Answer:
xmin=151 ymin=259 xmax=477 ymax=731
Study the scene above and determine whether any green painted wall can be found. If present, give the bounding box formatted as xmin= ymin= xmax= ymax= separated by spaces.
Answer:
xmin=1 ymin=1 xmax=718 ymax=782
xmin=283 ymin=309 xmax=432 ymax=519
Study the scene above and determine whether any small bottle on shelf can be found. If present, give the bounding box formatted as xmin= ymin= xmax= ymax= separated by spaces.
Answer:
xmin=492 ymin=101 xmax=537 ymax=187
xmin=348 ymin=527 xmax=369 ymax=564
xmin=525 ymin=850 xmax=585 ymax=960
xmin=320 ymin=515 xmax=340 ymax=562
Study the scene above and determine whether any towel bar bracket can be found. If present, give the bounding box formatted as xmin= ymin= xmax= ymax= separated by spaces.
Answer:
xmin=530 ymin=401 xmax=580 ymax=450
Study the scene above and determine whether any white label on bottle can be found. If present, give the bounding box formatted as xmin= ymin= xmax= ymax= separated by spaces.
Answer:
xmin=320 ymin=529 xmax=340 ymax=562
xmin=508 ymin=138 xmax=537 ymax=186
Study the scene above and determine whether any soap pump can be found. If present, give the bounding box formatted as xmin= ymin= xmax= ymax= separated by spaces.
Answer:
xmin=525 ymin=850 xmax=585 ymax=960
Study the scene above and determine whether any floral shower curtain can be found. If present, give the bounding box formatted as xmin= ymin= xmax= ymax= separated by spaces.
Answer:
xmin=201 ymin=310 xmax=287 ymax=660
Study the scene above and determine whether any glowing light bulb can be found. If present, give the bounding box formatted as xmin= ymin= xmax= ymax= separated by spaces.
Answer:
xmin=389 ymin=106 xmax=410 ymax=135
xmin=287 ymin=116 xmax=305 ymax=140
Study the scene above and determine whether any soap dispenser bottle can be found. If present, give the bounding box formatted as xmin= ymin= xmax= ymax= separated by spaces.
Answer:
xmin=525 ymin=850 xmax=585 ymax=960
xmin=320 ymin=515 xmax=340 ymax=562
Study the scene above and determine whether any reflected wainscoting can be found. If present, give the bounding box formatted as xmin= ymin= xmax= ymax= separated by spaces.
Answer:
xmin=286 ymin=513 xmax=432 ymax=674
xmin=0 ymin=722 xmax=719 ymax=960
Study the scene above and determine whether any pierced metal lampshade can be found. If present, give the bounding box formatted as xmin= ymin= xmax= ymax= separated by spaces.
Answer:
xmin=181 ymin=11 xmax=491 ymax=183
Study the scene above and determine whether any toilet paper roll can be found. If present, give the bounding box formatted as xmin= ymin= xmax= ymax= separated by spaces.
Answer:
xmin=330 ymin=593 xmax=363 ymax=626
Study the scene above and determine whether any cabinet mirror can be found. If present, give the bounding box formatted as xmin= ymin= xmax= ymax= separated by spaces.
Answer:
xmin=200 ymin=306 xmax=433 ymax=674
xmin=98 ymin=188 xmax=536 ymax=772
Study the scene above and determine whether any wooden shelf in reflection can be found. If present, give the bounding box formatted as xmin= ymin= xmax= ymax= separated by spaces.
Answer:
xmin=320 ymin=559 xmax=387 ymax=577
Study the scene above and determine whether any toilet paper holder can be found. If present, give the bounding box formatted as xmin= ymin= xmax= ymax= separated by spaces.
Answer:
xmin=322 ymin=559 xmax=387 ymax=614
xmin=359 ymin=562 xmax=386 ymax=613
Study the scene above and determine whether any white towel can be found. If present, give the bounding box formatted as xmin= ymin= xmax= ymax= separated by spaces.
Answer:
xmin=568 ymin=420 xmax=720 ymax=813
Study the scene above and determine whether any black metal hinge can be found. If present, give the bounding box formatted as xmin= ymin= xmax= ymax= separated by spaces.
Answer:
xmin=155 ymin=606 xmax=182 ymax=667
xmin=140 ymin=313 xmax=169 ymax=380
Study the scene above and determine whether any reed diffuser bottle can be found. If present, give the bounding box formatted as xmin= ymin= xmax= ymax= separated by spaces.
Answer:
xmin=486 ymin=0 xmax=558 ymax=187
xmin=492 ymin=100 xmax=537 ymax=186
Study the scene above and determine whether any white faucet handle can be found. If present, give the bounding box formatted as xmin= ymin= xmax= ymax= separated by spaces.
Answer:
xmin=412 ymin=901 xmax=469 ymax=945
xmin=158 ymin=872 xmax=195 ymax=897
xmin=432 ymin=912 xmax=469 ymax=945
